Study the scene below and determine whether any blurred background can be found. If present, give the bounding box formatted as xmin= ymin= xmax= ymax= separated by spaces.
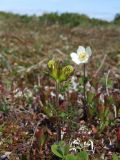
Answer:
xmin=0 ymin=0 xmax=120 ymax=84
xmin=0 ymin=0 xmax=120 ymax=21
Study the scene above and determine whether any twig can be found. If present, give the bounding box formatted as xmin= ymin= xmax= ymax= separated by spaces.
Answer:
xmin=26 ymin=58 xmax=47 ymax=73
xmin=30 ymin=121 xmax=41 ymax=148
xmin=94 ymin=54 xmax=107 ymax=77
xmin=112 ymin=104 xmax=117 ymax=118
xmin=55 ymin=49 xmax=66 ymax=57
xmin=106 ymin=70 xmax=111 ymax=96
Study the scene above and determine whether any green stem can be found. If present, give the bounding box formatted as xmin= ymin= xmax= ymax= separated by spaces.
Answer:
xmin=56 ymin=81 xmax=59 ymax=110
xmin=83 ymin=64 xmax=87 ymax=121
xmin=56 ymin=81 xmax=61 ymax=141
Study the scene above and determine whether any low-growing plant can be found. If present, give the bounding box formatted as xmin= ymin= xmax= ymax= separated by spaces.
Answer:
xmin=47 ymin=60 xmax=74 ymax=141
xmin=51 ymin=141 xmax=89 ymax=160
xmin=112 ymin=153 xmax=120 ymax=160
xmin=0 ymin=97 xmax=9 ymax=114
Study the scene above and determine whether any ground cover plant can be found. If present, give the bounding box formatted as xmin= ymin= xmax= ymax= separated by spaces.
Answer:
xmin=0 ymin=12 xmax=120 ymax=160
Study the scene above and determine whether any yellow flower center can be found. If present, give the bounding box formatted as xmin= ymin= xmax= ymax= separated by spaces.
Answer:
xmin=78 ymin=52 xmax=88 ymax=61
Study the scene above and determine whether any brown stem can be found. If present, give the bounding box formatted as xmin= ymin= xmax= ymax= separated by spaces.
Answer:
xmin=83 ymin=64 xmax=88 ymax=121
xmin=56 ymin=81 xmax=61 ymax=141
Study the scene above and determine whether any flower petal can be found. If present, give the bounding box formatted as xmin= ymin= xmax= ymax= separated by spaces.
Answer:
xmin=78 ymin=58 xmax=89 ymax=64
xmin=77 ymin=46 xmax=85 ymax=54
xmin=72 ymin=58 xmax=81 ymax=65
xmin=86 ymin=46 xmax=92 ymax=56
xmin=70 ymin=52 xmax=81 ymax=64
xmin=70 ymin=52 xmax=77 ymax=59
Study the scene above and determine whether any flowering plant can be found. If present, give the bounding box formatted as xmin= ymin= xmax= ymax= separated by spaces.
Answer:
xmin=70 ymin=45 xmax=92 ymax=121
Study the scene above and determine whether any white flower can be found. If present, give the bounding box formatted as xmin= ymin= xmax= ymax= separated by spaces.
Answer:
xmin=70 ymin=46 xmax=92 ymax=64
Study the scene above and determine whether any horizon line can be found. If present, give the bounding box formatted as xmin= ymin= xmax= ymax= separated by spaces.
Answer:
xmin=0 ymin=9 xmax=118 ymax=22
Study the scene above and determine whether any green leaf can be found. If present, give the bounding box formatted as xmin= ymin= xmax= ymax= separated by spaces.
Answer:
xmin=21 ymin=155 xmax=28 ymax=160
xmin=65 ymin=154 xmax=78 ymax=160
xmin=48 ymin=60 xmax=59 ymax=81
xmin=43 ymin=106 xmax=54 ymax=117
xmin=112 ymin=153 xmax=119 ymax=160
xmin=62 ymin=144 xmax=70 ymax=155
xmin=51 ymin=143 xmax=63 ymax=158
xmin=77 ymin=151 xmax=89 ymax=160
xmin=0 ymin=124 xmax=5 ymax=133
xmin=60 ymin=112 xmax=67 ymax=118
xmin=59 ymin=141 xmax=69 ymax=156
xmin=39 ymin=134 xmax=48 ymax=146
xmin=51 ymin=141 xmax=70 ymax=159
xmin=87 ymin=92 xmax=95 ymax=104
xmin=60 ymin=65 xmax=74 ymax=82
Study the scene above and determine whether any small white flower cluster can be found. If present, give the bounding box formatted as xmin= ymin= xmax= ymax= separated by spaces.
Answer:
xmin=14 ymin=88 xmax=33 ymax=99
xmin=24 ymin=88 xmax=33 ymax=99
xmin=70 ymin=76 xmax=79 ymax=91
xmin=14 ymin=88 xmax=23 ymax=98
xmin=69 ymin=138 xmax=94 ymax=154
xmin=69 ymin=138 xmax=81 ymax=152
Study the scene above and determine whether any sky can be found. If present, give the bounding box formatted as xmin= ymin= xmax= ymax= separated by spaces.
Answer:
xmin=0 ymin=0 xmax=120 ymax=21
